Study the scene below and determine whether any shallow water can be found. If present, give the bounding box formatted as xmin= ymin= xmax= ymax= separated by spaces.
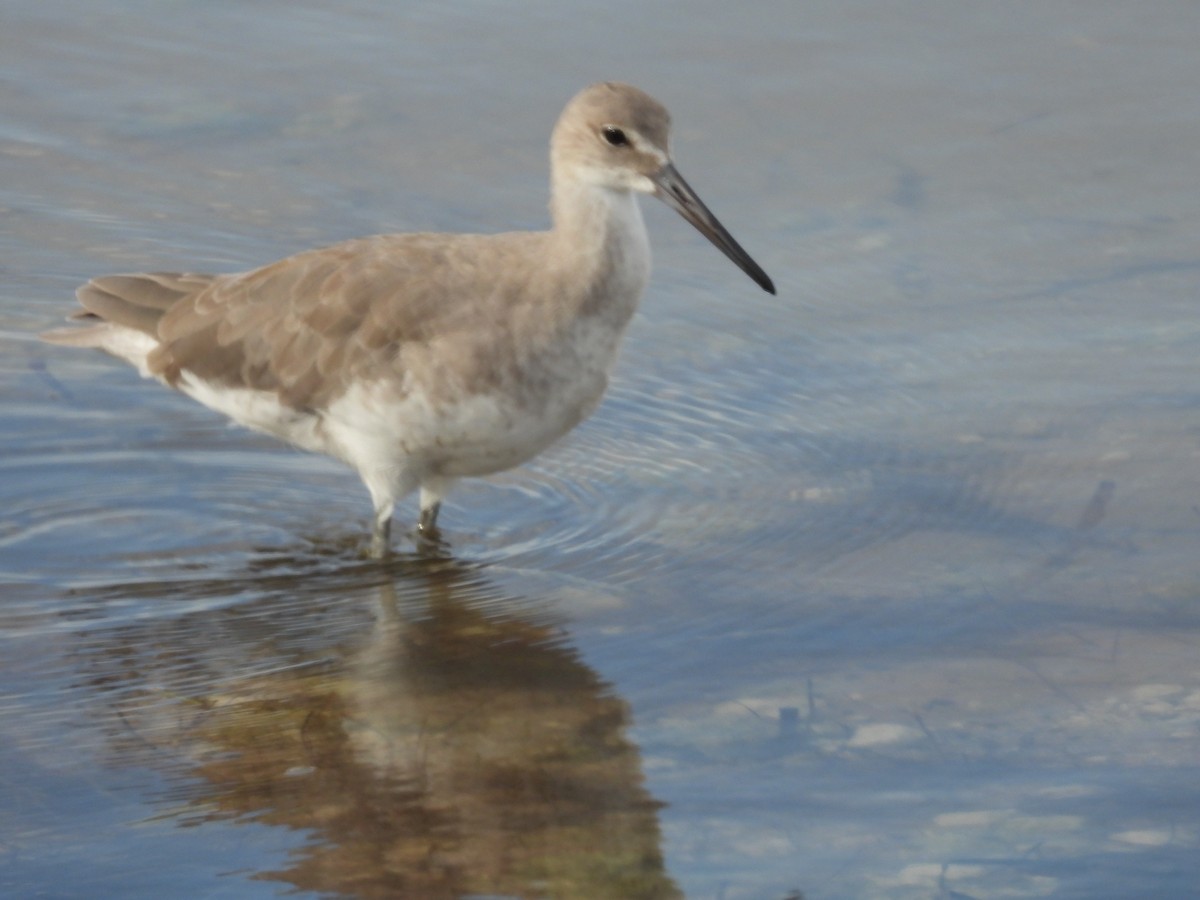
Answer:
xmin=4 ymin=2 xmax=1200 ymax=897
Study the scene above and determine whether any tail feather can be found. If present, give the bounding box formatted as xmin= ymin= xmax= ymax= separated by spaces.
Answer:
xmin=42 ymin=270 xmax=218 ymax=351
xmin=75 ymin=283 xmax=166 ymax=336
xmin=40 ymin=319 xmax=162 ymax=376
xmin=40 ymin=320 xmax=108 ymax=347
xmin=41 ymin=271 xmax=217 ymax=376
xmin=73 ymin=271 xmax=218 ymax=337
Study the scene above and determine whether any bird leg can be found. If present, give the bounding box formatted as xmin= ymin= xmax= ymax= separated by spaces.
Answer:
xmin=369 ymin=506 xmax=393 ymax=559
xmin=417 ymin=501 xmax=441 ymax=537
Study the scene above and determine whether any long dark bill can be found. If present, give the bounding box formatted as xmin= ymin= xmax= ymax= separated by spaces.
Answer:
xmin=651 ymin=162 xmax=776 ymax=295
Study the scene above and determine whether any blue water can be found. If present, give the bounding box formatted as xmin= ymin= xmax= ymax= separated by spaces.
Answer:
xmin=3 ymin=2 xmax=1200 ymax=897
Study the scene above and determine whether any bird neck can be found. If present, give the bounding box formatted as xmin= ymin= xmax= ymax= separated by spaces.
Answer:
xmin=548 ymin=176 xmax=651 ymax=314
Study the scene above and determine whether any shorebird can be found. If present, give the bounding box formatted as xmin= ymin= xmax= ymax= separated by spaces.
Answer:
xmin=43 ymin=82 xmax=775 ymax=556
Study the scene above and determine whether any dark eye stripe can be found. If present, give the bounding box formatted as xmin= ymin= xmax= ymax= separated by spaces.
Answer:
xmin=602 ymin=126 xmax=629 ymax=147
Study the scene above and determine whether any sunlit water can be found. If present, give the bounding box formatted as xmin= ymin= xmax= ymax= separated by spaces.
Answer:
xmin=3 ymin=2 xmax=1200 ymax=898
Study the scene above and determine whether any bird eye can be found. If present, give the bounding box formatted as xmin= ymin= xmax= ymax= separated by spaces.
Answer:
xmin=601 ymin=126 xmax=629 ymax=147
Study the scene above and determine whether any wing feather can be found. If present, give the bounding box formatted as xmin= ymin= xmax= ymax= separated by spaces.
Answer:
xmin=62 ymin=230 xmax=552 ymax=410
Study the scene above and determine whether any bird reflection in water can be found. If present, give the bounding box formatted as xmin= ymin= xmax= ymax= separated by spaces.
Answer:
xmin=81 ymin=551 xmax=680 ymax=899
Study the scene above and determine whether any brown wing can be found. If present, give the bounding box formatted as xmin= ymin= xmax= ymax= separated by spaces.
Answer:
xmin=145 ymin=232 xmax=546 ymax=410
xmin=133 ymin=237 xmax=402 ymax=409
xmin=62 ymin=231 xmax=550 ymax=410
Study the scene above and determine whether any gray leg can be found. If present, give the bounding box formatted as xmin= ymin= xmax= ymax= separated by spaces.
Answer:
xmin=417 ymin=501 xmax=441 ymax=536
xmin=417 ymin=478 xmax=455 ymax=538
xmin=362 ymin=469 xmax=409 ymax=559
xmin=369 ymin=506 xmax=393 ymax=558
